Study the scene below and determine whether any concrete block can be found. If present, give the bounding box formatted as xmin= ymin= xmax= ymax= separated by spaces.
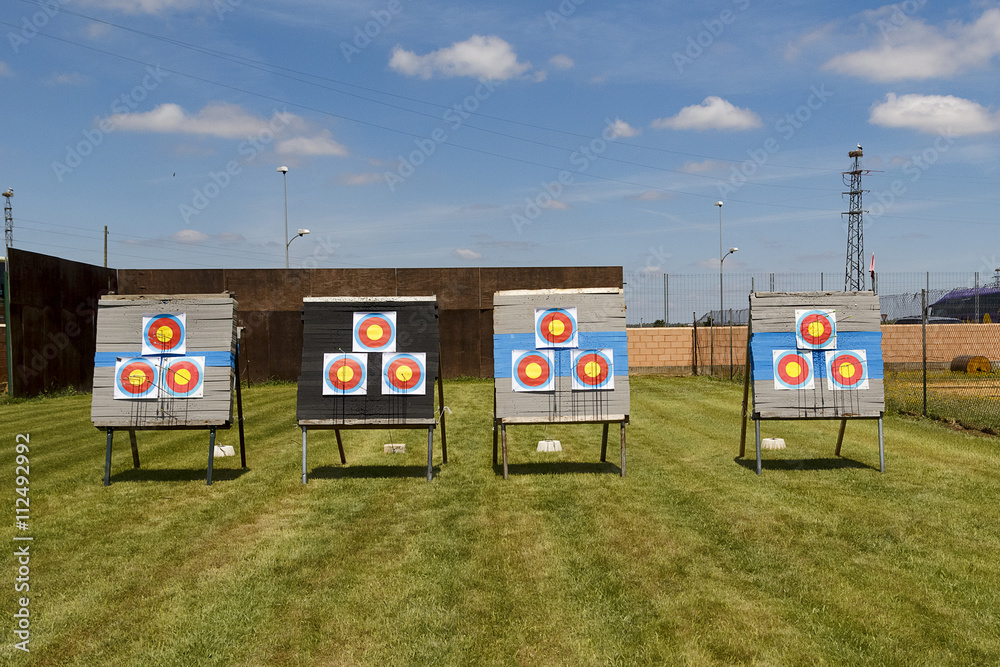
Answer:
xmin=537 ymin=440 xmax=562 ymax=452
xmin=384 ymin=444 xmax=406 ymax=454
xmin=213 ymin=445 xmax=236 ymax=457
xmin=761 ymin=438 xmax=786 ymax=450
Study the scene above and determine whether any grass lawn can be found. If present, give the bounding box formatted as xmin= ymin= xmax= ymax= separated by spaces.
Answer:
xmin=2 ymin=376 xmax=999 ymax=665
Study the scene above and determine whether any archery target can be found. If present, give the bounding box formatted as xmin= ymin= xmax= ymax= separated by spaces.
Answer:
xmin=161 ymin=357 xmax=205 ymax=398
xmin=114 ymin=357 xmax=159 ymax=399
xmin=353 ymin=312 xmax=397 ymax=352
xmin=795 ymin=309 xmax=836 ymax=350
xmin=512 ymin=349 xmax=555 ymax=392
xmin=142 ymin=313 xmax=186 ymax=356
xmin=382 ymin=352 xmax=426 ymax=395
xmin=534 ymin=307 xmax=578 ymax=348
xmin=772 ymin=349 xmax=815 ymax=390
xmin=825 ymin=350 xmax=869 ymax=390
xmin=323 ymin=352 xmax=368 ymax=395
xmin=571 ymin=349 xmax=614 ymax=390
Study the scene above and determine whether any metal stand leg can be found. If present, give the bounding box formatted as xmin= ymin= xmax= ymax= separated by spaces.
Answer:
xmin=104 ymin=428 xmax=114 ymax=486
xmin=427 ymin=426 xmax=434 ymax=482
xmin=301 ymin=427 xmax=308 ymax=485
xmin=835 ymin=418 xmax=847 ymax=456
xmin=878 ymin=417 xmax=885 ymax=473
xmin=600 ymin=423 xmax=609 ymax=462
xmin=492 ymin=420 xmax=498 ymax=466
xmin=755 ymin=419 xmax=762 ymax=475
xmin=620 ymin=422 xmax=626 ymax=478
xmin=501 ymin=423 xmax=509 ymax=479
xmin=207 ymin=427 xmax=217 ymax=485
xmin=335 ymin=429 xmax=346 ymax=464
xmin=129 ymin=429 xmax=140 ymax=469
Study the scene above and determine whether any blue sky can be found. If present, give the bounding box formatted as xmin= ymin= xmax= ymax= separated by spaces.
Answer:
xmin=1 ymin=0 xmax=998 ymax=274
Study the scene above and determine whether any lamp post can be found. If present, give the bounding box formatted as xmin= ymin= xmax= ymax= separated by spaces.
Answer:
xmin=278 ymin=166 xmax=289 ymax=268
xmin=287 ymin=228 xmax=310 ymax=259
xmin=722 ymin=246 xmax=739 ymax=380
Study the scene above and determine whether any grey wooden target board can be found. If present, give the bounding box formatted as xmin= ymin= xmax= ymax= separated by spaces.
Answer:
xmin=493 ymin=288 xmax=629 ymax=478
xmin=739 ymin=291 xmax=885 ymax=474
xmin=296 ymin=297 xmax=447 ymax=482
xmin=91 ymin=294 xmax=244 ymax=485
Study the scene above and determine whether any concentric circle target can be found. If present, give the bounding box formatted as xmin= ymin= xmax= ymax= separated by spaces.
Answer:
xmin=826 ymin=350 xmax=868 ymax=390
xmin=534 ymin=307 xmax=578 ymax=348
xmin=162 ymin=357 xmax=205 ymax=398
xmin=353 ymin=312 xmax=396 ymax=352
xmin=772 ymin=349 xmax=814 ymax=390
xmin=795 ymin=309 xmax=836 ymax=350
xmin=323 ymin=353 xmax=368 ymax=395
xmin=571 ymin=349 xmax=613 ymax=390
xmin=114 ymin=357 xmax=158 ymax=399
xmin=382 ymin=352 xmax=426 ymax=395
xmin=512 ymin=350 xmax=554 ymax=391
xmin=142 ymin=314 xmax=186 ymax=355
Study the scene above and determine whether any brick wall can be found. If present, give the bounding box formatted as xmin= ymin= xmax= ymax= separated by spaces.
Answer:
xmin=626 ymin=323 xmax=1000 ymax=375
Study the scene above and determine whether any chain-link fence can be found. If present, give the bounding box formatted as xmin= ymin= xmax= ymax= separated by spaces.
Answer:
xmin=625 ymin=271 xmax=1000 ymax=434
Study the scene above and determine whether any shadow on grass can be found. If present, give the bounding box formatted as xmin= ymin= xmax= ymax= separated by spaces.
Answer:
xmin=109 ymin=467 xmax=250 ymax=483
xmin=733 ymin=456 xmax=878 ymax=472
xmin=307 ymin=465 xmax=437 ymax=480
xmin=494 ymin=461 xmax=623 ymax=477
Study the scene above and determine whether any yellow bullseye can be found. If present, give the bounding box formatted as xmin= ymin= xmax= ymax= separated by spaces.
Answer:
xmin=127 ymin=369 xmax=147 ymax=386
xmin=172 ymin=368 xmax=192 ymax=386
xmin=155 ymin=325 xmax=173 ymax=344
xmin=584 ymin=360 xmax=601 ymax=378
xmin=548 ymin=319 xmax=565 ymax=337
xmin=838 ymin=361 xmax=857 ymax=378
xmin=366 ymin=323 xmax=384 ymax=341
xmin=395 ymin=365 xmax=413 ymax=382
xmin=807 ymin=321 xmax=825 ymax=338
xmin=336 ymin=365 xmax=354 ymax=383
xmin=785 ymin=361 xmax=802 ymax=378
xmin=525 ymin=362 xmax=542 ymax=379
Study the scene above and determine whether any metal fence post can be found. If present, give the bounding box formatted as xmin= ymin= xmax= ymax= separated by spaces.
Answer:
xmin=922 ymin=288 xmax=927 ymax=417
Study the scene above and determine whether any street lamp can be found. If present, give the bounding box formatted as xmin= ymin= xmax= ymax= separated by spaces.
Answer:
xmin=278 ymin=166 xmax=289 ymax=268
xmin=722 ymin=246 xmax=738 ymax=380
xmin=287 ymin=228 xmax=310 ymax=257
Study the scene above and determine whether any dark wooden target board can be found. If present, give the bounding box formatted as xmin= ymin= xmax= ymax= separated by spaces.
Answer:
xmin=296 ymin=297 xmax=447 ymax=482
xmin=91 ymin=294 xmax=245 ymax=485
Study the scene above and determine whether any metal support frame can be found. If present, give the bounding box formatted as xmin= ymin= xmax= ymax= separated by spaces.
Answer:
xmin=301 ymin=423 xmax=436 ymax=483
xmin=495 ymin=417 xmax=627 ymax=479
xmin=104 ymin=424 xmax=230 ymax=486
xmin=744 ymin=414 xmax=885 ymax=476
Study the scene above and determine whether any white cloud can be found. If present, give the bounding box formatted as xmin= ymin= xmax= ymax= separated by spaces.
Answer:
xmin=338 ymin=172 xmax=382 ymax=186
xmin=389 ymin=35 xmax=532 ymax=80
xmin=606 ymin=118 xmax=640 ymax=139
xmin=627 ymin=190 xmax=671 ymax=201
xmin=541 ymin=199 xmax=570 ymax=210
xmin=74 ymin=0 xmax=196 ymax=14
xmin=106 ymin=103 xmax=303 ymax=139
xmin=454 ymin=248 xmax=482 ymax=260
xmin=276 ymin=131 xmax=349 ymax=157
xmin=681 ymin=159 xmax=723 ymax=173
xmin=0 ymin=62 xmax=11 ymax=77
xmin=170 ymin=229 xmax=210 ymax=244
xmin=785 ymin=22 xmax=837 ymax=62
xmin=640 ymin=265 xmax=662 ymax=274
xmin=651 ymin=97 xmax=762 ymax=132
xmin=823 ymin=8 xmax=1000 ymax=81
xmin=549 ymin=54 xmax=574 ymax=69
xmin=869 ymin=93 xmax=1000 ymax=135
xmin=50 ymin=72 xmax=88 ymax=85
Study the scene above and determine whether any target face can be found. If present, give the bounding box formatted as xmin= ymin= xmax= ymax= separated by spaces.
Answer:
xmin=323 ymin=352 xmax=368 ymax=395
xmin=353 ymin=312 xmax=397 ymax=352
xmin=141 ymin=313 xmax=186 ymax=356
xmin=511 ymin=349 xmax=555 ymax=392
xmin=825 ymin=350 xmax=869 ymax=390
xmin=571 ymin=349 xmax=614 ymax=391
xmin=534 ymin=307 xmax=578 ymax=348
xmin=161 ymin=357 xmax=205 ymax=398
xmin=772 ymin=349 xmax=815 ymax=390
xmin=795 ymin=309 xmax=836 ymax=350
xmin=381 ymin=352 xmax=426 ymax=395
xmin=114 ymin=357 xmax=159 ymax=399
